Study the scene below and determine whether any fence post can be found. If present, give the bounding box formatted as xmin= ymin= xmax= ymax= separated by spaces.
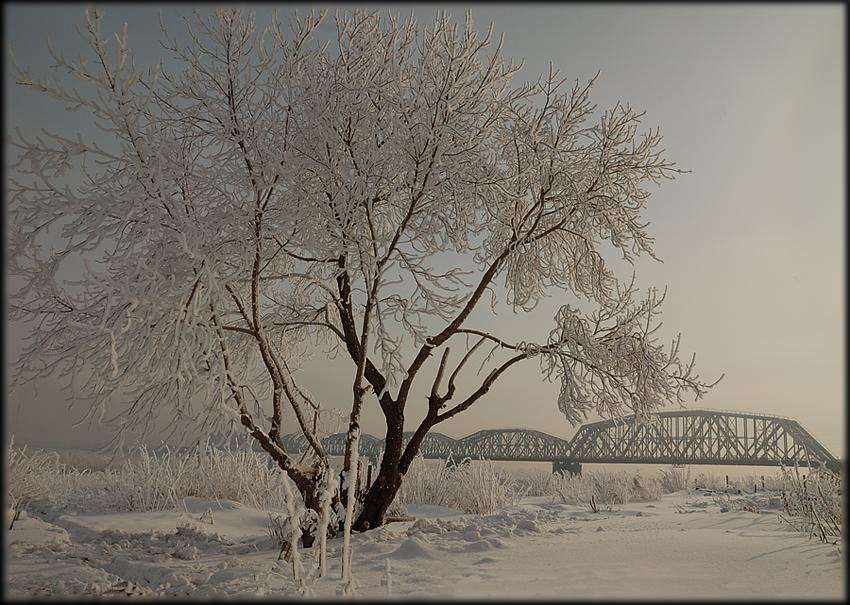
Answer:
xmin=761 ymin=475 xmax=765 ymax=490
xmin=725 ymin=475 xmax=729 ymax=488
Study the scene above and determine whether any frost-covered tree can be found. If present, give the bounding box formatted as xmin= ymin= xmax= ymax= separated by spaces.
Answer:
xmin=8 ymin=8 xmax=721 ymax=533
xmin=8 ymin=8 xmax=339 ymax=545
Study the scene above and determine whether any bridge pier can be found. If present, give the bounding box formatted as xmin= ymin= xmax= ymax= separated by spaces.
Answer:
xmin=553 ymin=460 xmax=582 ymax=477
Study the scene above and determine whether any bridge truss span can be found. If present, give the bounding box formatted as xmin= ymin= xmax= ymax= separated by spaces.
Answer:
xmin=281 ymin=409 xmax=840 ymax=473
xmin=568 ymin=410 xmax=838 ymax=470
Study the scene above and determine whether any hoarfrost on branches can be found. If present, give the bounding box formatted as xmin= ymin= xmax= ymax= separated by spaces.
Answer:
xmin=8 ymin=7 xmax=722 ymax=531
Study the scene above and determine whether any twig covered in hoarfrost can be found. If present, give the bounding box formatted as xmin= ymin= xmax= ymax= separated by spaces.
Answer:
xmin=780 ymin=463 xmax=842 ymax=544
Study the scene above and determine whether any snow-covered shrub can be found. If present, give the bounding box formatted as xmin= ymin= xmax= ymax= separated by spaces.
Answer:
xmin=693 ymin=471 xmax=724 ymax=491
xmin=732 ymin=473 xmax=784 ymax=492
xmin=779 ymin=465 xmax=842 ymax=543
xmin=713 ymin=493 xmax=759 ymax=513
xmin=551 ymin=473 xmax=592 ymax=506
xmin=384 ymin=496 xmax=410 ymax=521
xmin=6 ymin=438 xmax=82 ymax=512
xmin=110 ymin=443 xmax=292 ymax=512
xmin=658 ymin=466 xmax=691 ymax=493
xmin=6 ymin=439 xmax=294 ymax=513
xmin=515 ymin=471 xmax=559 ymax=497
xmin=551 ymin=471 xmax=661 ymax=508
xmin=396 ymin=456 xmax=526 ymax=514
xmin=629 ymin=473 xmax=662 ymax=502
xmin=396 ymin=456 xmax=455 ymax=509
xmin=450 ymin=459 xmax=529 ymax=515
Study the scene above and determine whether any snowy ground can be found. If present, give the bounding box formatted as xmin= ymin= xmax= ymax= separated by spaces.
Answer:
xmin=5 ymin=491 xmax=843 ymax=599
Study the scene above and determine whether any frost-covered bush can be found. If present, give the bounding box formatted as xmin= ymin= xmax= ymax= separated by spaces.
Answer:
xmin=629 ymin=473 xmax=663 ymax=502
xmin=515 ymin=471 xmax=559 ymax=497
xmin=551 ymin=471 xmax=661 ymax=508
xmin=6 ymin=439 xmax=86 ymax=513
xmin=550 ymin=473 xmax=593 ymax=506
xmin=450 ymin=459 xmax=529 ymax=515
xmin=658 ymin=466 xmax=691 ymax=493
xmin=693 ymin=471 xmax=724 ymax=491
xmin=779 ymin=465 xmax=842 ymax=543
xmin=8 ymin=439 xmax=50 ymax=509
xmin=732 ymin=473 xmax=784 ymax=492
xmin=396 ymin=457 xmax=455 ymax=509
xmin=384 ymin=497 xmax=410 ymax=520
xmin=6 ymin=438 xmax=292 ymax=513
xmin=116 ymin=443 xmax=291 ymax=511
xmin=396 ymin=456 xmax=526 ymax=515
xmin=712 ymin=493 xmax=759 ymax=513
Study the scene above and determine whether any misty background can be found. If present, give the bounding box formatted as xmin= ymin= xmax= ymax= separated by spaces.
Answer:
xmin=4 ymin=3 xmax=844 ymax=460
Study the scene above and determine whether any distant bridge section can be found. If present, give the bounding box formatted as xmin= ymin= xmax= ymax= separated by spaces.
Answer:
xmin=281 ymin=409 xmax=841 ymax=474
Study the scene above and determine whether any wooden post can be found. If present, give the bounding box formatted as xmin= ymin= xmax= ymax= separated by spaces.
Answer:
xmin=725 ymin=475 xmax=729 ymax=488
xmin=754 ymin=483 xmax=757 ymax=493
xmin=761 ymin=475 xmax=765 ymax=490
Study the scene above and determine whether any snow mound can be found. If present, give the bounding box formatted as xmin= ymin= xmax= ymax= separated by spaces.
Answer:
xmin=388 ymin=537 xmax=438 ymax=559
xmin=6 ymin=514 xmax=71 ymax=547
xmin=514 ymin=519 xmax=541 ymax=533
xmin=456 ymin=539 xmax=492 ymax=553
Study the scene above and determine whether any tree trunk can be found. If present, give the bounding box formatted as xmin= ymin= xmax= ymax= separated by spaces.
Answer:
xmin=352 ymin=413 xmax=406 ymax=531
xmin=286 ymin=459 xmax=338 ymax=548
xmin=353 ymin=460 xmax=404 ymax=531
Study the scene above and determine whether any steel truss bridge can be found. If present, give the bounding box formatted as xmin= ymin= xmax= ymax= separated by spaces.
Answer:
xmin=281 ymin=409 xmax=842 ymax=474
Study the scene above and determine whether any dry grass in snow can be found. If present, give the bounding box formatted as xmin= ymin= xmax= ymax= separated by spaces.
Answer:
xmin=549 ymin=470 xmax=662 ymax=510
xmin=7 ymin=438 xmax=291 ymax=515
xmin=395 ymin=457 xmax=527 ymax=514
xmin=779 ymin=465 xmax=842 ymax=543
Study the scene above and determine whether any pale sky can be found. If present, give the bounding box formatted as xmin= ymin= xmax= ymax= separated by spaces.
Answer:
xmin=4 ymin=3 xmax=845 ymax=456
